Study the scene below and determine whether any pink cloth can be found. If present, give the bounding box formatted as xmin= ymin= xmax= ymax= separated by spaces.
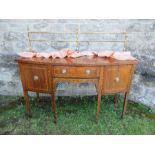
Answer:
xmin=18 ymin=52 xmax=36 ymax=58
xmin=98 ymin=51 xmax=137 ymax=60
xmin=18 ymin=50 xmax=137 ymax=60
xmin=36 ymin=52 xmax=51 ymax=58
xmin=82 ymin=51 xmax=97 ymax=56
xmin=98 ymin=51 xmax=114 ymax=57
xmin=51 ymin=50 xmax=67 ymax=59
xmin=110 ymin=51 xmax=137 ymax=60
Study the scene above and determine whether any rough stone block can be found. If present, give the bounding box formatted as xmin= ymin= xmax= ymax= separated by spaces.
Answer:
xmin=80 ymin=24 xmax=104 ymax=32
xmin=50 ymin=24 xmax=65 ymax=32
xmin=3 ymin=32 xmax=26 ymax=41
xmin=57 ymin=19 xmax=84 ymax=24
xmin=0 ymin=80 xmax=5 ymax=87
xmin=65 ymin=24 xmax=79 ymax=32
xmin=29 ymin=20 xmax=50 ymax=31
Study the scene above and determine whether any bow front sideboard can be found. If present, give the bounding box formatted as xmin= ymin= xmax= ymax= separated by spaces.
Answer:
xmin=16 ymin=56 xmax=138 ymax=123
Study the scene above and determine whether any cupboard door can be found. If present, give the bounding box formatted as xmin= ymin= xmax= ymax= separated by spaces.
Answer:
xmin=22 ymin=64 xmax=49 ymax=92
xmin=102 ymin=65 xmax=133 ymax=94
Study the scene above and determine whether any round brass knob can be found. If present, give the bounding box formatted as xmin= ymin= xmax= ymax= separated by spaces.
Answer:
xmin=33 ymin=75 xmax=39 ymax=81
xmin=62 ymin=69 xmax=67 ymax=74
xmin=86 ymin=69 xmax=91 ymax=74
xmin=115 ymin=77 xmax=120 ymax=83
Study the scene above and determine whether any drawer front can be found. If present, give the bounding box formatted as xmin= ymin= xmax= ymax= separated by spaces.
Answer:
xmin=102 ymin=65 xmax=133 ymax=93
xmin=53 ymin=66 xmax=99 ymax=78
xmin=22 ymin=65 xmax=49 ymax=91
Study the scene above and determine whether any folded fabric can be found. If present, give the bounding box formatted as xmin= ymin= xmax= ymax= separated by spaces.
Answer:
xmin=81 ymin=51 xmax=97 ymax=56
xmin=98 ymin=51 xmax=114 ymax=57
xmin=49 ymin=49 xmax=83 ymax=58
xmin=18 ymin=50 xmax=137 ymax=61
xmin=36 ymin=52 xmax=51 ymax=58
xmin=67 ymin=51 xmax=84 ymax=58
xmin=64 ymin=49 xmax=75 ymax=57
xmin=51 ymin=50 xmax=67 ymax=59
xmin=18 ymin=52 xmax=36 ymax=58
xmin=110 ymin=51 xmax=137 ymax=60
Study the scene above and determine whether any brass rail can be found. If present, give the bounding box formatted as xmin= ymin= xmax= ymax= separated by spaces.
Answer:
xmin=27 ymin=28 xmax=128 ymax=52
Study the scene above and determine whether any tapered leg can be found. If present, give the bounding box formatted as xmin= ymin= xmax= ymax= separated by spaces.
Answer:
xmin=36 ymin=92 xmax=40 ymax=102
xmin=121 ymin=92 xmax=129 ymax=118
xmin=95 ymin=82 xmax=98 ymax=90
xmin=114 ymin=94 xmax=118 ymax=108
xmin=96 ymin=92 xmax=102 ymax=122
xmin=23 ymin=90 xmax=32 ymax=117
xmin=51 ymin=92 xmax=57 ymax=124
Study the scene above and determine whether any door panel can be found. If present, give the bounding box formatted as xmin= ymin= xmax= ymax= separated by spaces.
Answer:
xmin=102 ymin=65 xmax=133 ymax=94
xmin=22 ymin=64 xmax=49 ymax=92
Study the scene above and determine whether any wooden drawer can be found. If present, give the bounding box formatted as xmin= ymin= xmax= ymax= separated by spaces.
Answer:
xmin=102 ymin=65 xmax=133 ymax=94
xmin=53 ymin=66 xmax=99 ymax=78
xmin=22 ymin=64 xmax=49 ymax=92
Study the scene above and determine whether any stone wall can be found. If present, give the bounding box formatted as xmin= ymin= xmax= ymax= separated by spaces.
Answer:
xmin=0 ymin=19 xmax=155 ymax=108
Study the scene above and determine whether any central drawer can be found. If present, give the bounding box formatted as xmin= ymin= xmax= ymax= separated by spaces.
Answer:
xmin=53 ymin=66 xmax=99 ymax=78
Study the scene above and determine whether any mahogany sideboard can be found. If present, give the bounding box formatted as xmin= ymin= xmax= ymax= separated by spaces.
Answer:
xmin=16 ymin=56 xmax=138 ymax=123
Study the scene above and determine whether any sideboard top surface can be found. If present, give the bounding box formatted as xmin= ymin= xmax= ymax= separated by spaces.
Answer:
xmin=16 ymin=56 xmax=138 ymax=66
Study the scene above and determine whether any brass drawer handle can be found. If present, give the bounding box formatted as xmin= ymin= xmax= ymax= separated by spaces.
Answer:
xmin=86 ymin=69 xmax=91 ymax=75
xmin=115 ymin=77 xmax=120 ymax=83
xmin=33 ymin=75 xmax=39 ymax=81
xmin=62 ymin=69 xmax=67 ymax=74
